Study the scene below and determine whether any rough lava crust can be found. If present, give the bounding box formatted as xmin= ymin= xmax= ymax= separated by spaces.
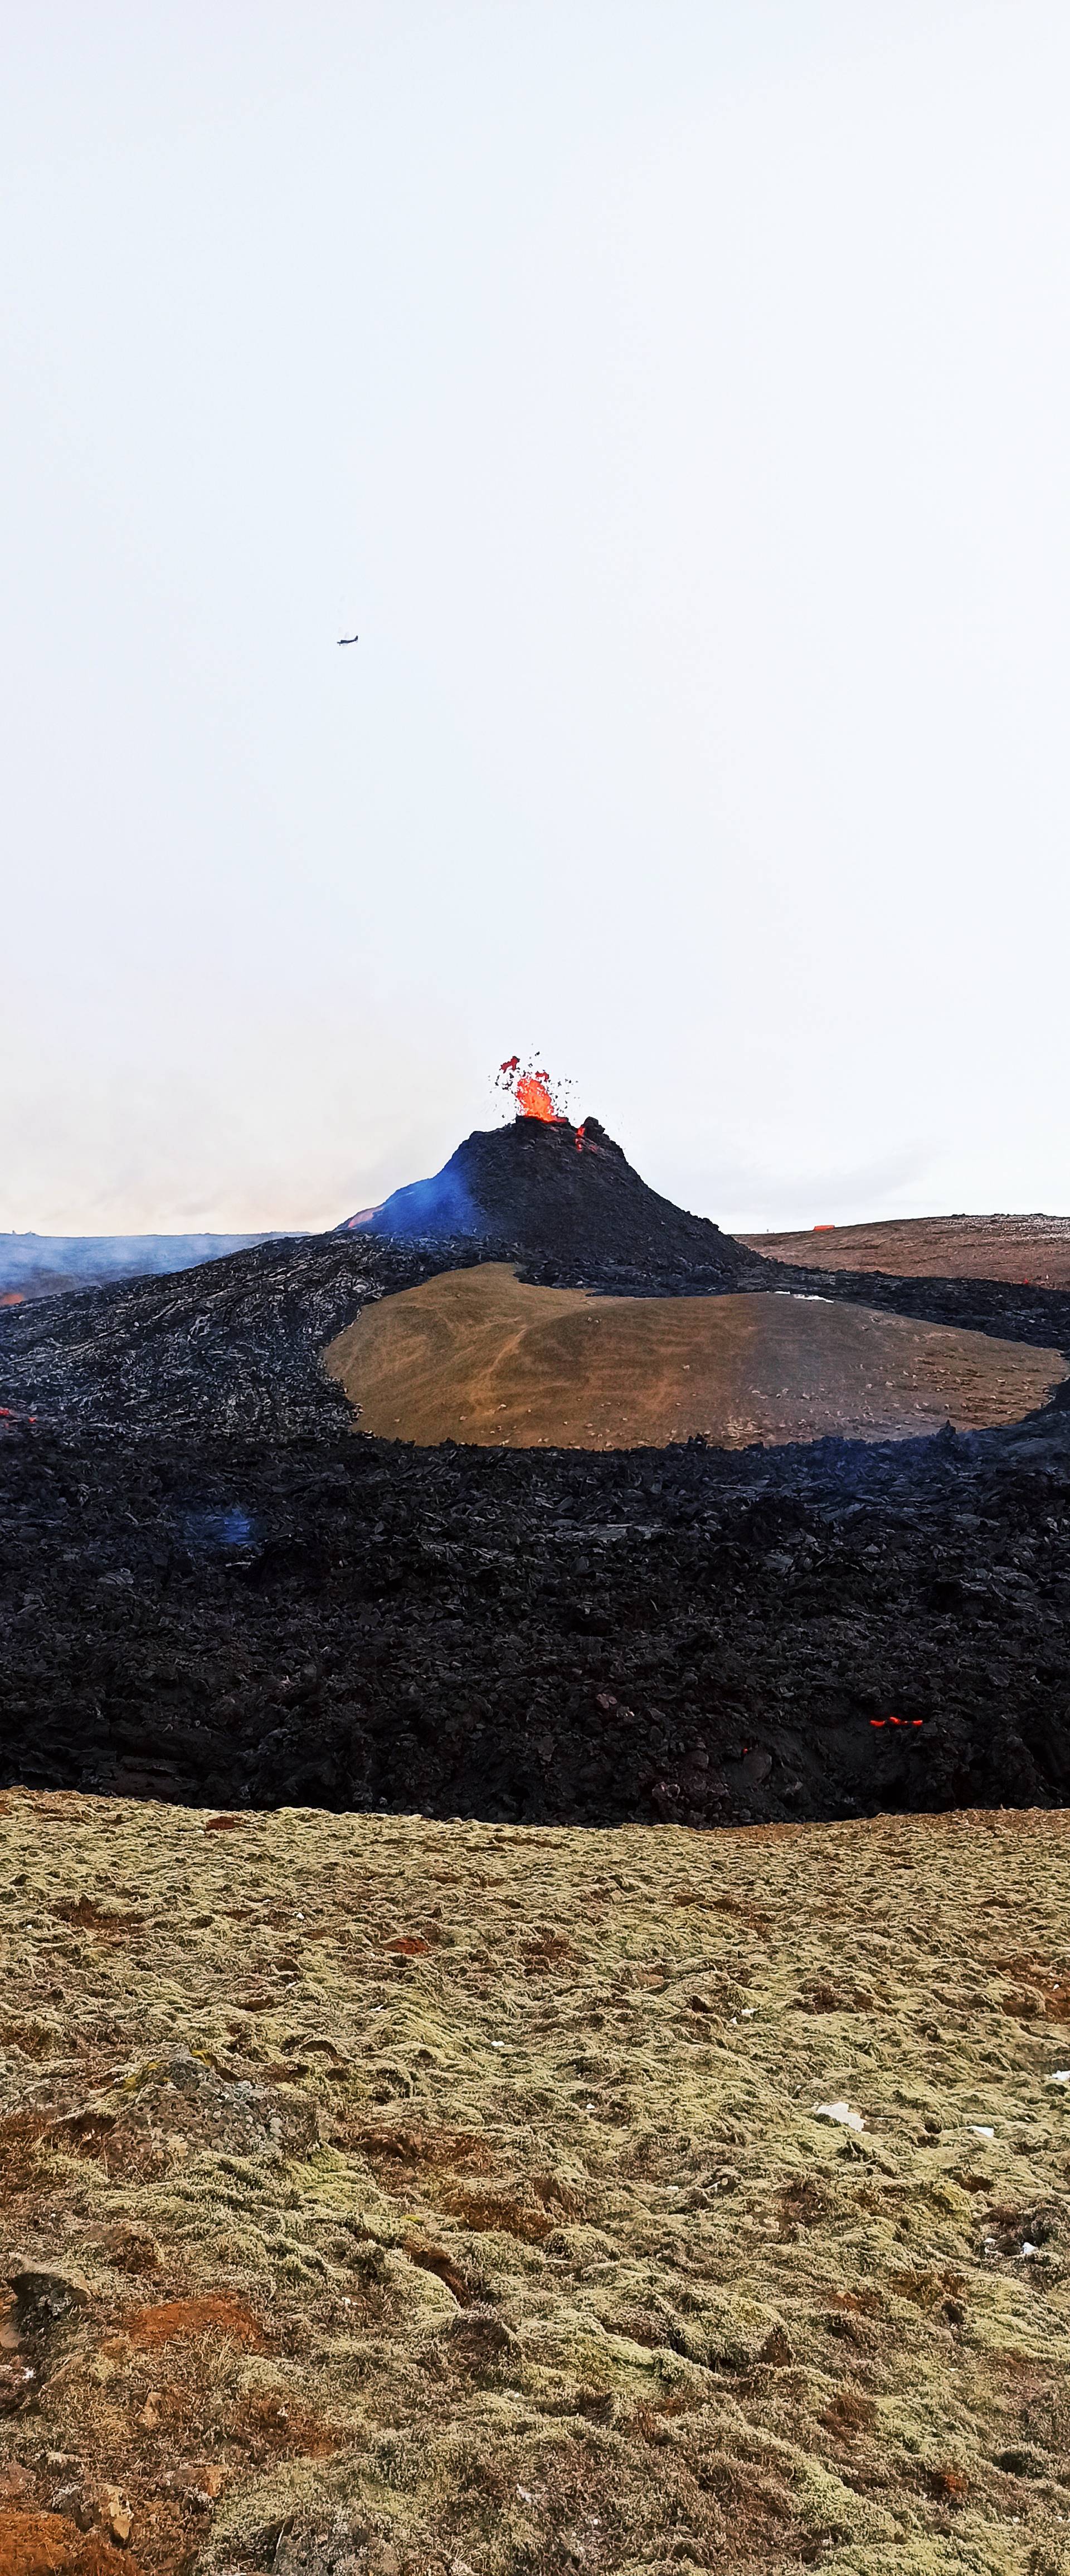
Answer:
xmin=0 ymin=1118 xmax=1069 ymax=1828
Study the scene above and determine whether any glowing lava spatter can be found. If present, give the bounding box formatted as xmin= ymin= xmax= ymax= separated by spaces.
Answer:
xmin=516 ymin=1071 xmax=557 ymax=1120
xmin=496 ymin=1056 xmax=570 ymax=1123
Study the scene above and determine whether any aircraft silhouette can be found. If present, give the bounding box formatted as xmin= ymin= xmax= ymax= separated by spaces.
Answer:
xmin=337 ymin=633 xmax=359 ymax=646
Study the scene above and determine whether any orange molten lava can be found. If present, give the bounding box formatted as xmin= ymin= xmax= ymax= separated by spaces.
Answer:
xmin=515 ymin=1072 xmax=557 ymax=1121
xmin=497 ymin=1055 xmax=570 ymax=1122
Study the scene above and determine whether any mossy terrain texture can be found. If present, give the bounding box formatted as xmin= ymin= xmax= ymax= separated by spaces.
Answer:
xmin=1 ymin=1796 xmax=1069 ymax=2575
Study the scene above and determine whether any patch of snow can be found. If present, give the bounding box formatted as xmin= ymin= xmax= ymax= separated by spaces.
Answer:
xmin=814 ymin=2101 xmax=864 ymax=2132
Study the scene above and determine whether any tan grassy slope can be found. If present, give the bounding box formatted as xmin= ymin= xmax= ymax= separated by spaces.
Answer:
xmin=323 ymin=1262 xmax=1066 ymax=1450
xmin=1 ymin=1796 xmax=1069 ymax=2575
xmin=740 ymin=1216 xmax=1070 ymax=1288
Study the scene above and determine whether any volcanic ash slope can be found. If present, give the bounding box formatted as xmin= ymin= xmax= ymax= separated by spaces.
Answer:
xmin=2 ymin=1793 xmax=1070 ymax=2573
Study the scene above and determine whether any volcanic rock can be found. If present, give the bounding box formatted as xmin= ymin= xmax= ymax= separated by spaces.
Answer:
xmin=1 ymin=1102 xmax=1070 ymax=1834
xmin=343 ymin=1114 xmax=756 ymax=1276
xmin=7 ymin=2264 xmax=92 ymax=2336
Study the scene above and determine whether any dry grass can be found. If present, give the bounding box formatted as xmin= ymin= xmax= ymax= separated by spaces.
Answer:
xmin=323 ymin=1261 xmax=1066 ymax=1450
xmin=1 ymin=1793 xmax=1069 ymax=2572
xmin=740 ymin=1216 xmax=1070 ymax=1289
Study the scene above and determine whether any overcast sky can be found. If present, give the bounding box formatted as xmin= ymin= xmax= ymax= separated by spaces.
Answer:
xmin=3 ymin=1 xmax=1068 ymax=1235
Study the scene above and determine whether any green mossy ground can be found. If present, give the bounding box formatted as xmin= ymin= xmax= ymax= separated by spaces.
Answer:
xmin=1 ymin=1794 xmax=1068 ymax=2573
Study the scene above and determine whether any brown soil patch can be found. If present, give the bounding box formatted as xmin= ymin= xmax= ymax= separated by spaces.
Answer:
xmin=49 ymin=1899 xmax=143 ymax=1937
xmin=324 ymin=1260 xmax=1066 ymax=1448
xmin=0 ymin=2516 xmax=139 ymax=2575
xmin=742 ymin=1211 xmax=1070 ymax=1285
xmin=123 ymin=2294 xmax=270 ymax=2352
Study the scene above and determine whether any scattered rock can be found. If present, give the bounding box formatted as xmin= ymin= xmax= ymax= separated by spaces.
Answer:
xmin=98 ymin=2487 xmax=132 ymax=2546
xmin=7 ymin=2267 xmax=92 ymax=2337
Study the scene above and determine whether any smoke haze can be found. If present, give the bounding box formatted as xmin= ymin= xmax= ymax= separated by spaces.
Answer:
xmin=2 ymin=2 xmax=1068 ymax=1234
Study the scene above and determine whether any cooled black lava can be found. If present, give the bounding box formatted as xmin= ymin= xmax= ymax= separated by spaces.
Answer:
xmin=1 ymin=1407 xmax=1069 ymax=1825
xmin=1 ymin=1113 xmax=1068 ymax=1826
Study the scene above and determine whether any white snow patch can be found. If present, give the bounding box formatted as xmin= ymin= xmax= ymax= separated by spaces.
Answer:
xmin=814 ymin=2101 xmax=864 ymax=2133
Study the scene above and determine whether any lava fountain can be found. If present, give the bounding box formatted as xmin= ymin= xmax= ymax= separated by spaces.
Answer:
xmin=496 ymin=1055 xmax=569 ymax=1124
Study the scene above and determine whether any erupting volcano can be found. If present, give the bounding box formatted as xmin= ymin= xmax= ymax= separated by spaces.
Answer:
xmin=2 ymin=1055 xmax=1070 ymax=1845
xmin=341 ymin=1100 xmax=752 ymax=1274
xmin=327 ymin=1082 xmax=1070 ymax=1450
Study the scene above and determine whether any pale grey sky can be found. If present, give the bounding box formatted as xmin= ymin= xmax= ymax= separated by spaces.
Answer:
xmin=2 ymin=1 xmax=1067 ymax=1234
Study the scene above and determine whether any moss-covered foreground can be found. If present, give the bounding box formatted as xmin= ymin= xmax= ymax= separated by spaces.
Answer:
xmin=1 ymin=1795 xmax=1069 ymax=2574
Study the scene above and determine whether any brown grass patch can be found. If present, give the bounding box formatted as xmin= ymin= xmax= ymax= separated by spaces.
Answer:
xmin=522 ymin=1931 xmax=575 ymax=1970
xmin=792 ymin=1980 xmax=875 ymax=2014
xmin=778 ymin=2177 xmax=837 ymax=2237
xmin=820 ymin=2388 xmax=878 ymax=2437
xmin=995 ymin=1954 xmax=1070 ymax=2020
xmin=0 ymin=2108 xmax=54 ymax=2192
xmin=405 ymin=2244 xmax=478 ymax=2304
xmin=344 ymin=2120 xmax=498 ymax=2177
xmin=230 ymin=2389 xmax=346 ymax=2462
xmin=888 ymin=2267 xmax=967 ymax=2309
xmin=706 ymin=1893 xmax=774 ymax=1935
xmin=0 ymin=2022 xmax=60 ymax=2060
xmin=49 ymin=1900 xmax=144 ymax=1937
xmin=926 ymin=2465 xmax=970 ymax=2505
xmin=437 ymin=2182 xmax=555 ymax=2241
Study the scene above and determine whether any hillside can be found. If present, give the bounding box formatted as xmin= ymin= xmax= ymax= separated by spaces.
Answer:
xmin=324 ymin=1262 xmax=1067 ymax=1450
xmin=741 ymin=1217 xmax=1070 ymax=1291
xmin=1 ymin=1792 xmax=1068 ymax=2574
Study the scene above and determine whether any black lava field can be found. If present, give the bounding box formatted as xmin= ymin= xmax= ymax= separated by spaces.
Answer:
xmin=2 ymin=1114 xmax=1069 ymax=1828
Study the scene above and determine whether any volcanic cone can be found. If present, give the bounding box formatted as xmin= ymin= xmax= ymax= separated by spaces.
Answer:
xmin=341 ymin=1115 xmax=753 ymax=1275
